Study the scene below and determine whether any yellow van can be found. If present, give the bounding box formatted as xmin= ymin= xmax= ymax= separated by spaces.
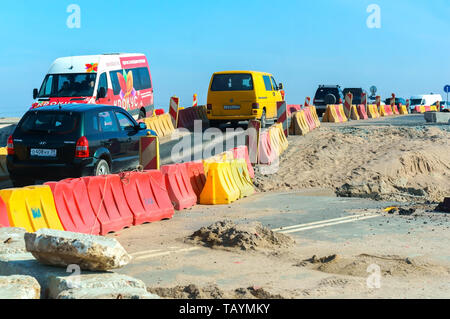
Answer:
xmin=206 ymin=71 xmax=284 ymax=127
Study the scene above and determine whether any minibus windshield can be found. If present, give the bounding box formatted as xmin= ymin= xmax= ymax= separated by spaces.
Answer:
xmin=38 ymin=73 xmax=97 ymax=98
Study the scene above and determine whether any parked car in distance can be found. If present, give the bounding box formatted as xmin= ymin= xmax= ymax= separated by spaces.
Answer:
xmin=384 ymin=97 xmax=407 ymax=106
xmin=32 ymin=53 xmax=154 ymax=119
xmin=7 ymin=104 xmax=152 ymax=187
xmin=313 ymin=85 xmax=344 ymax=116
xmin=206 ymin=71 xmax=284 ymax=128
xmin=343 ymin=88 xmax=368 ymax=105
xmin=432 ymin=100 xmax=449 ymax=112
xmin=409 ymin=94 xmax=443 ymax=112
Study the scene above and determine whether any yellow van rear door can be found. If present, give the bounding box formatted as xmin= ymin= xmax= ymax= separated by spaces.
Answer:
xmin=209 ymin=73 xmax=256 ymax=116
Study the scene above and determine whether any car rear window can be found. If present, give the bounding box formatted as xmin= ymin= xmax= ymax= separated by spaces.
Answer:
xmin=19 ymin=111 xmax=81 ymax=135
xmin=210 ymin=74 xmax=254 ymax=91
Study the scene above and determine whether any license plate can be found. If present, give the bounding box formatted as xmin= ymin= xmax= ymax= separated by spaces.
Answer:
xmin=224 ymin=105 xmax=240 ymax=110
xmin=30 ymin=148 xmax=57 ymax=157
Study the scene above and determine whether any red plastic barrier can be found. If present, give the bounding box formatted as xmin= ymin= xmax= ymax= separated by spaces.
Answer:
xmin=0 ymin=197 xmax=9 ymax=228
xmin=120 ymin=171 xmax=174 ymax=224
xmin=84 ymin=175 xmax=134 ymax=235
xmin=415 ymin=105 xmax=422 ymax=113
xmin=232 ymin=146 xmax=255 ymax=179
xmin=161 ymin=163 xmax=197 ymax=210
xmin=155 ymin=109 xmax=165 ymax=116
xmin=287 ymin=104 xmax=302 ymax=116
xmin=258 ymin=131 xmax=277 ymax=165
xmin=45 ymin=179 xmax=101 ymax=235
xmin=178 ymin=107 xmax=200 ymax=129
xmin=357 ymin=105 xmax=368 ymax=120
xmin=186 ymin=161 xmax=207 ymax=201
xmin=303 ymin=107 xmax=316 ymax=130
xmin=384 ymin=105 xmax=393 ymax=116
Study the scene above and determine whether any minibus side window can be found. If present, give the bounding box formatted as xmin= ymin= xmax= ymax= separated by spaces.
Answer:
xmin=270 ymin=77 xmax=278 ymax=91
xmin=263 ymin=76 xmax=273 ymax=91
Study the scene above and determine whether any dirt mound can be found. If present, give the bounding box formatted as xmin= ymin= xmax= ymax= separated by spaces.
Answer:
xmin=187 ymin=220 xmax=295 ymax=251
xmin=255 ymin=126 xmax=450 ymax=203
xmin=147 ymin=284 xmax=290 ymax=299
xmin=147 ymin=284 xmax=226 ymax=299
xmin=298 ymin=254 xmax=450 ymax=278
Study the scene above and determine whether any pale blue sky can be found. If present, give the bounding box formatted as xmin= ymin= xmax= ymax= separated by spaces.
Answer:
xmin=0 ymin=0 xmax=449 ymax=116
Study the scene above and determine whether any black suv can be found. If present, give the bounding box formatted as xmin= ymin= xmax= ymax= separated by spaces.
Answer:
xmin=343 ymin=88 xmax=368 ymax=105
xmin=313 ymin=85 xmax=344 ymax=116
xmin=7 ymin=104 xmax=151 ymax=186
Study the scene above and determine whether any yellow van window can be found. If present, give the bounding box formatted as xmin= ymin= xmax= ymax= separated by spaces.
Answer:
xmin=263 ymin=75 xmax=272 ymax=91
xmin=211 ymin=74 xmax=253 ymax=91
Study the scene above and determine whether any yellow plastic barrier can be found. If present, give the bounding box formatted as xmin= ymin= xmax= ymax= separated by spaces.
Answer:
xmin=308 ymin=106 xmax=321 ymax=128
xmin=367 ymin=105 xmax=380 ymax=119
xmin=0 ymin=185 xmax=64 ymax=232
xmin=399 ymin=105 xmax=408 ymax=115
xmin=275 ymin=123 xmax=289 ymax=151
xmin=0 ymin=147 xmax=8 ymax=179
xmin=229 ymin=159 xmax=254 ymax=198
xmin=144 ymin=113 xmax=176 ymax=137
xmin=291 ymin=110 xmax=310 ymax=134
xmin=199 ymin=162 xmax=240 ymax=205
xmin=430 ymin=106 xmax=437 ymax=112
xmin=268 ymin=126 xmax=282 ymax=156
xmin=350 ymin=105 xmax=360 ymax=120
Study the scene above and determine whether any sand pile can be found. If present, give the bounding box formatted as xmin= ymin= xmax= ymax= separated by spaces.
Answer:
xmin=297 ymin=254 xmax=450 ymax=278
xmin=187 ymin=220 xmax=295 ymax=251
xmin=255 ymin=126 xmax=450 ymax=203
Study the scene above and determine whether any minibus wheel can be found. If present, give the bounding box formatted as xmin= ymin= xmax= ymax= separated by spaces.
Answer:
xmin=260 ymin=109 xmax=267 ymax=128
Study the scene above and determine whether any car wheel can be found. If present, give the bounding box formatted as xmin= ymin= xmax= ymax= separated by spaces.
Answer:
xmin=11 ymin=177 xmax=34 ymax=187
xmin=95 ymin=159 xmax=110 ymax=176
xmin=260 ymin=109 xmax=267 ymax=128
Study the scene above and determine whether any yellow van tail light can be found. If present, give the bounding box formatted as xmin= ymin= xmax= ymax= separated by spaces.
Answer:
xmin=252 ymin=103 xmax=260 ymax=109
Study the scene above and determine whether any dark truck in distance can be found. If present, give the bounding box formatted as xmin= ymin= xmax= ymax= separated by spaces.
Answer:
xmin=7 ymin=104 xmax=151 ymax=187
xmin=313 ymin=85 xmax=344 ymax=117
xmin=343 ymin=88 xmax=368 ymax=105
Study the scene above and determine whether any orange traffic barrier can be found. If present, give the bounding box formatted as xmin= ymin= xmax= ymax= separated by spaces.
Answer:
xmin=357 ymin=105 xmax=368 ymax=120
xmin=258 ymin=130 xmax=277 ymax=165
xmin=231 ymin=146 xmax=255 ymax=179
xmin=0 ymin=196 xmax=9 ymax=227
xmin=186 ymin=161 xmax=207 ymax=201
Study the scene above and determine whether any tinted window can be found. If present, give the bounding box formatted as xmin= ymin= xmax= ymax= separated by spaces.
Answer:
xmin=314 ymin=88 xmax=339 ymax=99
xmin=109 ymin=67 xmax=151 ymax=95
xmin=98 ymin=73 xmax=108 ymax=91
xmin=115 ymin=112 xmax=135 ymax=131
xmin=210 ymin=74 xmax=254 ymax=91
xmin=19 ymin=111 xmax=80 ymax=135
xmin=85 ymin=112 xmax=100 ymax=135
xmin=98 ymin=111 xmax=119 ymax=133
xmin=263 ymin=76 xmax=273 ymax=91
xmin=38 ymin=73 xmax=97 ymax=98
xmin=271 ymin=77 xmax=278 ymax=91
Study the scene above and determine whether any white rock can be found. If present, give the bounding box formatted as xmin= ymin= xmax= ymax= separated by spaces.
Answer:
xmin=0 ymin=275 xmax=40 ymax=299
xmin=25 ymin=229 xmax=131 ymax=271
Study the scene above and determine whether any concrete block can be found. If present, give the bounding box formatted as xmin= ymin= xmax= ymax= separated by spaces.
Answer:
xmin=25 ymin=229 xmax=131 ymax=271
xmin=0 ymin=275 xmax=40 ymax=299
xmin=0 ymin=227 xmax=27 ymax=255
xmin=424 ymin=112 xmax=450 ymax=123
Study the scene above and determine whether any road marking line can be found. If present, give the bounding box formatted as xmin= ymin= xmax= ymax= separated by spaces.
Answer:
xmin=276 ymin=215 xmax=381 ymax=234
xmin=134 ymin=247 xmax=201 ymax=261
xmin=130 ymin=249 xmax=164 ymax=256
xmin=271 ymin=213 xmax=378 ymax=231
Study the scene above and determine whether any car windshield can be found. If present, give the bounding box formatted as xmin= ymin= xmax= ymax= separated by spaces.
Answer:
xmin=38 ymin=73 xmax=97 ymax=98
xmin=210 ymin=74 xmax=254 ymax=91
xmin=19 ymin=111 xmax=80 ymax=135
xmin=410 ymin=99 xmax=423 ymax=105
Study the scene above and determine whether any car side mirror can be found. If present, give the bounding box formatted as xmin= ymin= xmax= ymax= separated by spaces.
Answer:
xmin=33 ymin=88 xmax=38 ymax=100
xmin=97 ymin=87 xmax=106 ymax=100
xmin=278 ymin=83 xmax=283 ymax=90
xmin=138 ymin=122 xmax=147 ymax=130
